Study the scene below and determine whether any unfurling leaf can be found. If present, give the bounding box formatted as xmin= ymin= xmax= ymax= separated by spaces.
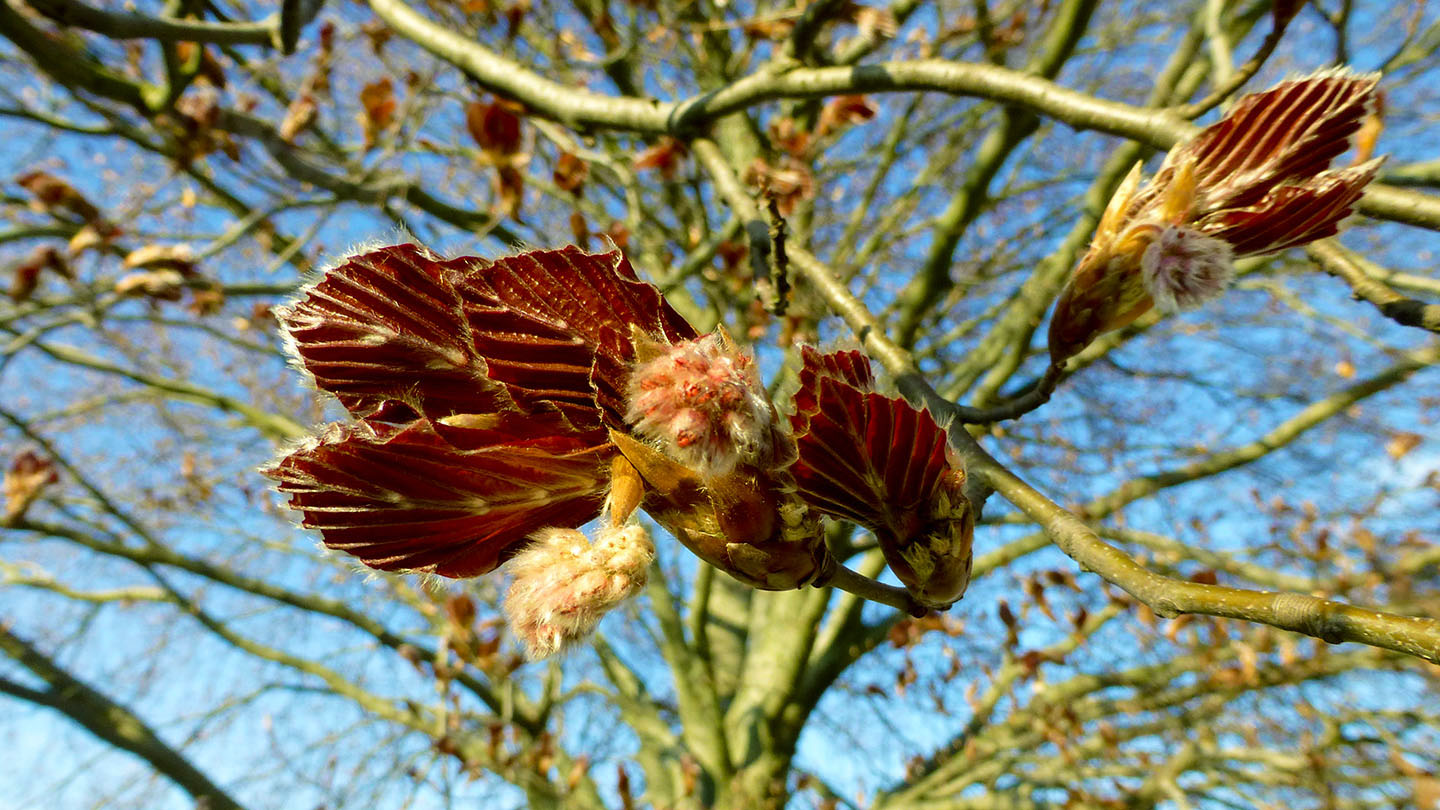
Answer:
xmin=1049 ymin=69 xmax=1383 ymax=364
xmin=269 ymin=243 xmax=705 ymax=585
xmin=4 ymin=450 xmax=59 ymax=525
xmin=790 ymin=348 xmax=973 ymax=608
xmin=266 ymin=417 xmax=612 ymax=578
xmin=359 ymin=77 xmax=398 ymax=150
xmin=280 ymin=94 xmax=318 ymax=143
xmin=277 ymin=243 xmax=692 ymax=428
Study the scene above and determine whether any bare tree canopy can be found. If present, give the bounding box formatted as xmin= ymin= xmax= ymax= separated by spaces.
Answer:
xmin=2 ymin=0 xmax=1439 ymax=808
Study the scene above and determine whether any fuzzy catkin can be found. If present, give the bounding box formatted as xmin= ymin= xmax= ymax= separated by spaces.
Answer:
xmin=503 ymin=525 xmax=654 ymax=659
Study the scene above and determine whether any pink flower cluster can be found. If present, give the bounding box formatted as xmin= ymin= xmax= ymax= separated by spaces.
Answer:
xmin=626 ymin=331 xmax=774 ymax=479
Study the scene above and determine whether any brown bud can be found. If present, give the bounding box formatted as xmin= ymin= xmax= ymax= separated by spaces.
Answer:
xmin=608 ymin=430 xmax=829 ymax=590
xmin=5 ymin=451 xmax=59 ymax=524
xmin=877 ymin=467 xmax=975 ymax=610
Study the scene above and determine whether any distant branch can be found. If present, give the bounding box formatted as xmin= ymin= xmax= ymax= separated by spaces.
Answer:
xmin=965 ymin=438 xmax=1440 ymax=664
xmin=0 ymin=0 xmax=162 ymax=111
xmin=27 ymin=0 xmax=280 ymax=47
xmin=0 ymin=625 xmax=249 ymax=810
xmin=26 ymin=339 xmax=306 ymax=442
xmin=367 ymin=0 xmax=1439 ymax=231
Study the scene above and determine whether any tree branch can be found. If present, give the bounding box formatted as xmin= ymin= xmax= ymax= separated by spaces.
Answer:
xmin=27 ymin=0 xmax=280 ymax=47
xmin=0 ymin=624 xmax=250 ymax=810
xmin=780 ymin=227 xmax=1440 ymax=665
xmin=1307 ymin=239 xmax=1440 ymax=334
xmin=369 ymin=0 xmax=1440 ymax=230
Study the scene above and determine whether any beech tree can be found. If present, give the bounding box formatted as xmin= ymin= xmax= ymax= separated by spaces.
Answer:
xmin=2 ymin=0 xmax=1439 ymax=808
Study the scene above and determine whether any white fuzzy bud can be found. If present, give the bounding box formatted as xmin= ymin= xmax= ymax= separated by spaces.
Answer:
xmin=1140 ymin=225 xmax=1236 ymax=313
xmin=502 ymin=525 xmax=655 ymax=659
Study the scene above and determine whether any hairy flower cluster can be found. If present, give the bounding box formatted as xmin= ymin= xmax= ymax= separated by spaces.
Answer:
xmin=625 ymin=331 xmax=774 ymax=479
xmin=1140 ymin=224 xmax=1236 ymax=312
xmin=502 ymin=524 xmax=655 ymax=659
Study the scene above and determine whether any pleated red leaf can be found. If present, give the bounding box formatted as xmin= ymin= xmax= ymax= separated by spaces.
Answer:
xmin=453 ymin=292 xmax=610 ymax=432
xmin=1160 ymin=69 xmax=1382 ymax=256
xmin=452 ymin=246 xmax=699 ymax=427
xmin=789 ymin=349 xmax=949 ymax=538
xmin=265 ymin=415 xmax=611 ymax=578
xmin=280 ymin=244 xmax=509 ymax=421
xmin=1206 ymin=160 xmax=1382 ymax=255
xmin=791 ymin=346 xmax=875 ymax=427
xmin=283 ymin=244 xmax=698 ymax=431
xmin=1179 ymin=69 xmax=1378 ymax=211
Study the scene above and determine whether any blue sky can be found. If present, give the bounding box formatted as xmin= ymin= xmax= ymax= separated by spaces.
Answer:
xmin=1 ymin=1 xmax=1438 ymax=808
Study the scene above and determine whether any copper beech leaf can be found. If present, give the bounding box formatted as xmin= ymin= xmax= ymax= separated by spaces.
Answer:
xmin=789 ymin=347 xmax=949 ymax=540
xmin=272 ymin=243 xmax=703 ymax=578
xmin=1182 ymin=71 xmax=1376 ymax=204
xmin=281 ymin=244 xmax=697 ymax=431
xmin=279 ymin=243 xmax=512 ymax=422
xmin=265 ymin=415 xmax=610 ymax=577
xmin=450 ymin=245 xmax=697 ymax=427
xmin=1160 ymin=70 xmax=1382 ymax=254
xmin=1207 ymin=162 xmax=1381 ymax=255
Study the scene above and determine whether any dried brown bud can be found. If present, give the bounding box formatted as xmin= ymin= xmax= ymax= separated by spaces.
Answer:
xmin=5 ymin=450 xmax=59 ymax=525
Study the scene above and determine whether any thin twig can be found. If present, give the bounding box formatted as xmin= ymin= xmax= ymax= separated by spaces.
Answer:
xmin=952 ymin=363 xmax=1067 ymax=424
xmin=764 ymin=196 xmax=791 ymax=316
xmin=1175 ymin=12 xmax=1290 ymax=119
xmin=818 ymin=564 xmax=929 ymax=617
